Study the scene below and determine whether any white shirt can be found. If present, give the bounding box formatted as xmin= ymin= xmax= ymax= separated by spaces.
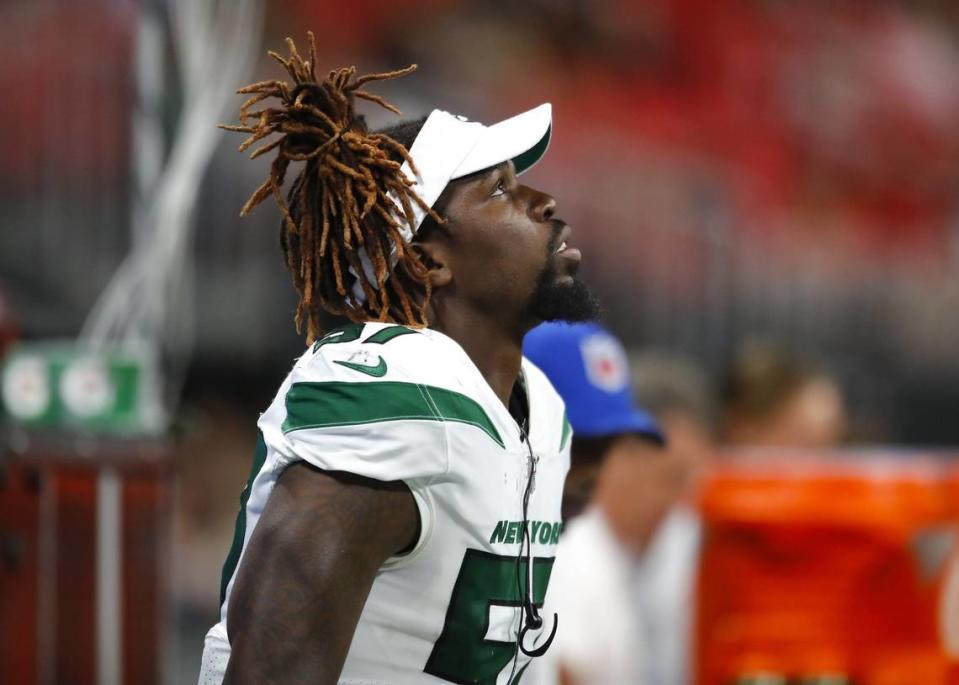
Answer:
xmin=529 ymin=507 xmax=644 ymax=685
xmin=635 ymin=504 xmax=702 ymax=685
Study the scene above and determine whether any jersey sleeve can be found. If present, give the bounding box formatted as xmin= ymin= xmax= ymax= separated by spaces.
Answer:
xmin=268 ymin=326 xmax=451 ymax=483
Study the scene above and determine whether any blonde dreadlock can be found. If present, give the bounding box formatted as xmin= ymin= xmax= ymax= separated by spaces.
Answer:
xmin=221 ymin=32 xmax=443 ymax=343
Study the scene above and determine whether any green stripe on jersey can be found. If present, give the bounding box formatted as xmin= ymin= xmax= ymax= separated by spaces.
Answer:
xmin=283 ymin=381 xmax=504 ymax=448
xmin=219 ymin=429 xmax=268 ymax=606
xmin=560 ymin=413 xmax=572 ymax=451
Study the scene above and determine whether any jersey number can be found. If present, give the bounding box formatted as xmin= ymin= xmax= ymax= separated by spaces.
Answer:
xmin=312 ymin=322 xmax=416 ymax=351
xmin=424 ymin=549 xmax=554 ymax=685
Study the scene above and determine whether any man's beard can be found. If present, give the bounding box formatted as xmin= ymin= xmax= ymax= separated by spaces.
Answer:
xmin=525 ymin=259 xmax=601 ymax=323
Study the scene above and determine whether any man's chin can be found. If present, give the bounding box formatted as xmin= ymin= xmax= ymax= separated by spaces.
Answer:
xmin=527 ymin=277 xmax=602 ymax=323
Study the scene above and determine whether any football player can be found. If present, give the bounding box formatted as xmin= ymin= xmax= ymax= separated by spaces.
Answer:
xmin=198 ymin=34 xmax=599 ymax=684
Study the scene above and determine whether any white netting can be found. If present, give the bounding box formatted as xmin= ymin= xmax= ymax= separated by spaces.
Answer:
xmin=79 ymin=0 xmax=264 ymax=415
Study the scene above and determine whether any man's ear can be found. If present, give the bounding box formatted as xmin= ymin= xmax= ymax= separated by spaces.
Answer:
xmin=411 ymin=240 xmax=453 ymax=289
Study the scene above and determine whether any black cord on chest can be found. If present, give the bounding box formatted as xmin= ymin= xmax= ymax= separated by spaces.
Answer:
xmin=506 ymin=372 xmax=558 ymax=674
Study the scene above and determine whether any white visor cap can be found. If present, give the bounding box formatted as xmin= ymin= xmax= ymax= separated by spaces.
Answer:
xmin=352 ymin=103 xmax=551 ymax=304
xmin=395 ymin=102 xmax=553 ymax=238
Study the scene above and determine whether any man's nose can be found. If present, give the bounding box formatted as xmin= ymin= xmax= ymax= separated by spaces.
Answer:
xmin=528 ymin=189 xmax=556 ymax=222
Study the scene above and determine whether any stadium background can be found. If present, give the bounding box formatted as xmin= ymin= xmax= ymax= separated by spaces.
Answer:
xmin=2 ymin=0 xmax=959 ymax=683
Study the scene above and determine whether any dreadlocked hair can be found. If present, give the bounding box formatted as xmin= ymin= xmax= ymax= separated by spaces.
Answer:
xmin=221 ymin=32 xmax=443 ymax=343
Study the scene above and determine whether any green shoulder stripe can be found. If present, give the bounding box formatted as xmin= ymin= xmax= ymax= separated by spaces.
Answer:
xmin=560 ymin=413 xmax=572 ymax=451
xmin=283 ymin=381 xmax=504 ymax=448
xmin=219 ymin=430 xmax=268 ymax=606
xmin=363 ymin=325 xmax=418 ymax=345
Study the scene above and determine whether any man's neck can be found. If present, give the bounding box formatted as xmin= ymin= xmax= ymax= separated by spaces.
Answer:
xmin=429 ymin=304 xmax=528 ymax=407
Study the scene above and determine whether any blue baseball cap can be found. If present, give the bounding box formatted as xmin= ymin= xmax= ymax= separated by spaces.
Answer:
xmin=523 ymin=322 xmax=664 ymax=444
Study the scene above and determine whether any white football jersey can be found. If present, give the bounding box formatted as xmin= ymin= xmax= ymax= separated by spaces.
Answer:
xmin=199 ymin=322 xmax=571 ymax=685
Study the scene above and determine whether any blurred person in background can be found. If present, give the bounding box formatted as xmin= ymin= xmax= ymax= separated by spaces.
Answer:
xmin=722 ymin=340 xmax=848 ymax=449
xmin=524 ymin=322 xmax=685 ymax=685
xmin=631 ymin=351 xmax=717 ymax=685
xmin=200 ymin=35 xmax=600 ymax=685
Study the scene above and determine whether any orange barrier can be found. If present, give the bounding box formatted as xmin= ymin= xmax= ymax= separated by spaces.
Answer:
xmin=695 ymin=452 xmax=959 ymax=685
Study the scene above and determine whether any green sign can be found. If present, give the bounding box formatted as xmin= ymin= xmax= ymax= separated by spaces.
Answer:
xmin=0 ymin=342 xmax=167 ymax=435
